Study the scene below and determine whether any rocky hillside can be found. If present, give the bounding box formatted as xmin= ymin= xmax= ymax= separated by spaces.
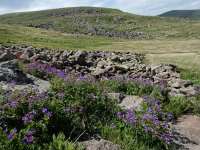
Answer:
xmin=159 ymin=9 xmax=200 ymax=20
xmin=0 ymin=7 xmax=199 ymax=39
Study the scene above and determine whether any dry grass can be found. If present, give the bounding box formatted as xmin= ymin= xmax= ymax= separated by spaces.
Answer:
xmin=147 ymin=53 xmax=200 ymax=71
xmin=95 ymin=40 xmax=200 ymax=54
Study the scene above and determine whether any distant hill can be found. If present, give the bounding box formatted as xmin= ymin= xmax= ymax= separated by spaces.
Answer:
xmin=159 ymin=10 xmax=200 ymax=20
xmin=0 ymin=7 xmax=200 ymax=39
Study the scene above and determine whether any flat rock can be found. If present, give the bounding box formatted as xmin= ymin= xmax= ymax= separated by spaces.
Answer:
xmin=172 ymin=115 xmax=200 ymax=150
xmin=119 ymin=95 xmax=143 ymax=110
xmin=26 ymin=74 xmax=51 ymax=93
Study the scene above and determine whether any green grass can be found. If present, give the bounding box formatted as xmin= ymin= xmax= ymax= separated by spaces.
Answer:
xmin=0 ymin=24 xmax=121 ymax=50
xmin=178 ymin=68 xmax=200 ymax=85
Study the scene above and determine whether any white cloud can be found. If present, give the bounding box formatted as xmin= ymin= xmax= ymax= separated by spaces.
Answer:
xmin=0 ymin=0 xmax=200 ymax=15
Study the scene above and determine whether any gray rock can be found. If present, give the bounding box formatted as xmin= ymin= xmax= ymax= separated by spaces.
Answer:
xmin=92 ymin=69 xmax=109 ymax=77
xmin=150 ymin=65 xmax=161 ymax=72
xmin=0 ymin=60 xmax=28 ymax=82
xmin=0 ymin=49 xmax=15 ymax=62
xmin=170 ymin=72 xmax=180 ymax=78
xmin=114 ymin=65 xmax=130 ymax=73
xmin=155 ymin=67 xmax=166 ymax=74
xmin=26 ymin=74 xmax=51 ymax=93
xmin=155 ymin=72 xmax=169 ymax=79
xmin=74 ymin=50 xmax=88 ymax=64
xmin=171 ymin=81 xmax=184 ymax=89
xmin=119 ymin=95 xmax=143 ymax=110
xmin=180 ymin=86 xmax=197 ymax=97
xmin=183 ymin=80 xmax=193 ymax=87
xmin=110 ymin=55 xmax=120 ymax=62
xmin=80 ymin=139 xmax=121 ymax=150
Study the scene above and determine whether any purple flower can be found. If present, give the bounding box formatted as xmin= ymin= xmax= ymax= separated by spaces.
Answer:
xmin=22 ymin=130 xmax=36 ymax=144
xmin=58 ymin=93 xmax=65 ymax=98
xmin=110 ymin=123 xmax=116 ymax=129
xmin=167 ymin=114 xmax=173 ymax=120
xmin=27 ymin=130 xmax=36 ymax=136
xmin=8 ymin=129 xmax=17 ymax=141
xmin=42 ymin=108 xmax=52 ymax=116
xmin=22 ymin=111 xmax=37 ymax=123
xmin=46 ymin=112 xmax=52 ymax=116
xmin=10 ymin=101 xmax=18 ymax=105
xmin=162 ymin=134 xmax=172 ymax=142
xmin=42 ymin=108 xmax=47 ymax=113
xmin=162 ymin=123 xmax=168 ymax=129
xmin=117 ymin=112 xmax=122 ymax=119
xmin=22 ymin=137 xmax=28 ymax=143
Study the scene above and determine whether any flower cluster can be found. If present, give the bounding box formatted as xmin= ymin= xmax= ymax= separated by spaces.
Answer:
xmin=42 ymin=108 xmax=52 ymax=116
xmin=23 ymin=62 xmax=67 ymax=80
xmin=117 ymin=97 xmax=174 ymax=144
xmin=22 ymin=111 xmax=37 ymax=123
xmin=22 ymin=130 xmax=36 ymax=144
xmin=8 ymin=129 xmax=17 ymax=141
xmin=28 ymin=92 xmax=48 ymax=108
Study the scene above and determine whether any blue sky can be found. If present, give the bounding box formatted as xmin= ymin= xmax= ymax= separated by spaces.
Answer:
xmin=0 ymin=0 xmax=200 ymax=15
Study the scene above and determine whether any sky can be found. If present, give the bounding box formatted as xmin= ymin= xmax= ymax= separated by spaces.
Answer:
xmin=0 ymin=0 xmax=200 ymax=16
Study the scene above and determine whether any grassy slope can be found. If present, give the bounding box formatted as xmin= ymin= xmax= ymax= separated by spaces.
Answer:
xmin=0 ymin=7 xmax=200 ymax=40
xmin=159 ymin=10 xmax=200 ymax=20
